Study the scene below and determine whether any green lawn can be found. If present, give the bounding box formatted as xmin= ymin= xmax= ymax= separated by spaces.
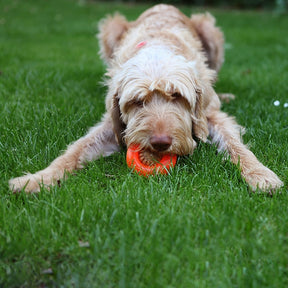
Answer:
xmin=1 ymin=0 xmax=288 ymax=287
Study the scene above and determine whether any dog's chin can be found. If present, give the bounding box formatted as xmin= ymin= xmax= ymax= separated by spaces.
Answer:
xmin=138 ymin=148 xmax=163 ymax=166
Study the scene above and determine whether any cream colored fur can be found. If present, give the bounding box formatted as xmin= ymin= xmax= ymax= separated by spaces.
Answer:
xmin=9 ymin=4 xmax=283 ymax=193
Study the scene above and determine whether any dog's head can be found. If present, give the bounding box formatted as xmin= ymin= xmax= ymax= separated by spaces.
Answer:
xmin=107 ymin=46 xmax=216 ymax=156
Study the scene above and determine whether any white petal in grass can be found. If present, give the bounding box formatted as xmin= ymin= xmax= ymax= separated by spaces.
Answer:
xmin=284 ymin=103 xmax=288 ymax=108
xmin=273 ymin=100 xmax=280 ymax=106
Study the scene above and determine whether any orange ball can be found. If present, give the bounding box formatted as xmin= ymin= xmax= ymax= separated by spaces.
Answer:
xmin=126 ymin=144 xmax=177 ymax=176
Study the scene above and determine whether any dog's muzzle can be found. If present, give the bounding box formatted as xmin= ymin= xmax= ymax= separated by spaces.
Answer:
xmin=150 ymin=134 xmax=172 ymax=152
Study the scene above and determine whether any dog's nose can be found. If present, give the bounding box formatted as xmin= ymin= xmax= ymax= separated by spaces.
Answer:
xmin=150 ymin=135 xmax=172 ymax=151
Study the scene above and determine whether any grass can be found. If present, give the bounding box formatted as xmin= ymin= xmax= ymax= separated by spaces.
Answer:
xmin=0 ymin=0 xmax=288 ymax=287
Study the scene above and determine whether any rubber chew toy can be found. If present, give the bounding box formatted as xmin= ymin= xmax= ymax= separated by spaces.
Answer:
xmin=126 ymin=144 xmax=177 ymax=176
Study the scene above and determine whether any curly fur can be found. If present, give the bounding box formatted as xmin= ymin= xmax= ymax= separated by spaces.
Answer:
xmin=9 ymin=4 xmax=283 ymax=193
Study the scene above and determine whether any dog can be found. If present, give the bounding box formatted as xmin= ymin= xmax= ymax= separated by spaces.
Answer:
xmin=9 ymin=4 xmax=283 ymax=193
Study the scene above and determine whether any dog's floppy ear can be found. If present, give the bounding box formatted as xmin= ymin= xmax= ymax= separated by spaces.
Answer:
xmin=111 ymin=94 xmax=126 ymax=147
xmin=98 ymin=13 xmax=130 ymax=64
xmin=190 ymin=13 xmax=224 ymax=73
xmin=192 ymin=88 xmax=209 ymax=142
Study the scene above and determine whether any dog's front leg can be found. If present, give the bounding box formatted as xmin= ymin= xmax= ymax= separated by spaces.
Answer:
xmin=9 ymin=114 xmax=120 ymax=193
xmin=207 ymin=110 xmax=283 ymax=192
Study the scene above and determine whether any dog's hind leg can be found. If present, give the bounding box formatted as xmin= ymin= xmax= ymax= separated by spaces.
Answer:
xmin=207 ymin=110 xmax=283 ymax=192
xmin=9 ymin=114 xmax=120 ymax=193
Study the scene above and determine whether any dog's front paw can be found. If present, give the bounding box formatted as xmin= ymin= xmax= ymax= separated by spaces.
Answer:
xmin=9 ymin=174 xmax=42 ymax=193
xmin=244 ymin=166 xmax=283 ymax=193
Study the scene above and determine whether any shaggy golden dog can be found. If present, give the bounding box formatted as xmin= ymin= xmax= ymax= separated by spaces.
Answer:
xmin=9 ymin=4 xmax=283 ymax=192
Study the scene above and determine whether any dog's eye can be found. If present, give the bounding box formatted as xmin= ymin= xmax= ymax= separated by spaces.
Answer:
xmin=135 ymin=100 xmax=144 ymax=107
xmin=171 ymin=92 xmax=182 ymax=99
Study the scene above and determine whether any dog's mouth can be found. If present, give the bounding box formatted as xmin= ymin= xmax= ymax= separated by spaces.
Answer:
xmin=126 ymin=144 xmax=178 ymax=176
xmin=138 ymin=149 xmax=163 ymax=166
